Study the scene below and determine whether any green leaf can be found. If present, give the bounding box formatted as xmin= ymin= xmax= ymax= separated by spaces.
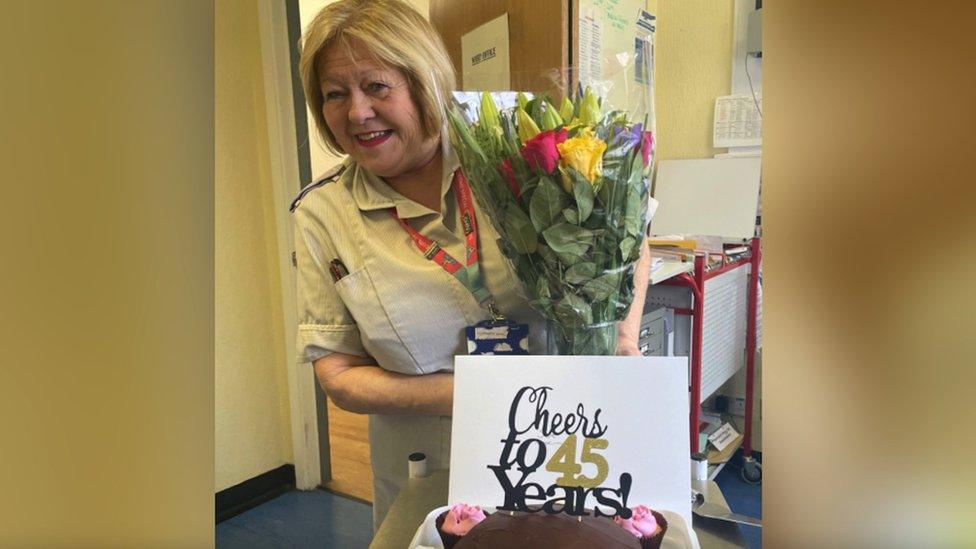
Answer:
xmin=542 ymin=222 xmax=593 ymax=256
xmin=590 ymin=225 xmax=612 ymax=269
xmin=529 ymin=176 xmax=566 ymax=232
xmin=616 ymin=272 xmax=636 ymax=317
xmin=502 ymin=206 xmax=538 ymax=254
xmin=583 ymin=207 xmax=606 ymax=230
xmin=540 ymin=99 xmax=563 ymax=130
xmin=596 ymin=179 xmax=614 ymax=210
xmin=532 ymin=297 xmax=555 ymax=318
xmin=500 ymin=113 xmax=521 ymax=155
xmin=526 ymin=97 xmax=543 ymax=121
xmin=555 ymin=250 xmax=582 ymax=267
xmin=624 ymin=185 xmax=643 ymax=237
xmin=495 ymin=236 xmax=518 ymax=260
xmin=555 ymin=293 xmax=593 ymax=327
xmin=583 ymin=271 xmax=623 ymax=301
xmin=569 ymin=168 xmax=595 ymax=222
xmin=619 ymin=237 xmax=636 ymax=260
xmin=565 ymin=262 xmax=597 ymax=284
xmin=473 ymin=123 xmax=501 ymax=158
xmin=538 ymin=244 xmax=560 ymax=269
xmin=511 ymin=251 xmax=539 ymax=281
xmin=447 ymin=108 xmax=487 ymax=164
xmin=562 ymin=207 xmax=579 ymax=225
xmin=534 ymin=274 xmax=552 ymax=300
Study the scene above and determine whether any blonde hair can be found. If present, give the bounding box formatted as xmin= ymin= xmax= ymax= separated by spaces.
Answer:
xmin=299 ymin=0 xmax=456 ymax=155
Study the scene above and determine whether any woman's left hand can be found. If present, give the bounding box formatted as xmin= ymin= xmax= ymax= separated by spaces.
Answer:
xmin=615 ymin=341 xmax=643 ymax=356
xmin=614 ymin=240 xmax=652 ymax=357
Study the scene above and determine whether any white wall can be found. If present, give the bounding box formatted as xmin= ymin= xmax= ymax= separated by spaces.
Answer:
xmin=215 ymin=0 xmax=294 ymax=491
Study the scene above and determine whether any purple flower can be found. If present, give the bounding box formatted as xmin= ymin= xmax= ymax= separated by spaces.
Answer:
xmin=610 ymin=123 xmax=653 ymax=166
xmin=610 ymin=123 xmax=642 ymax=150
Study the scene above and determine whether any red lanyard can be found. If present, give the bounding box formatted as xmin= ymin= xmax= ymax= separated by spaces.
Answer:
xmin=387 ymin=169 xmax=479 ymax=276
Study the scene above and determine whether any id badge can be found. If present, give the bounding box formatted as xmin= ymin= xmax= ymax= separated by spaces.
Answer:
xmin=465 ymin=319 xmax=529 ymax=355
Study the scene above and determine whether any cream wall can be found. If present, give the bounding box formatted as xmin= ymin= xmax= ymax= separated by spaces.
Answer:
xmin=650 ymin=0 xmax=733 ymax=160
xmin=649 ymin=0 xmax=761 ymax=449
xmin=215 ymin=0 xmax=294 ymax=491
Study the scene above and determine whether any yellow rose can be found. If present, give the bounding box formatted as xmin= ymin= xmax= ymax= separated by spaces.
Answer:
xmin=557 ymin=128 xmax=607 ymax=192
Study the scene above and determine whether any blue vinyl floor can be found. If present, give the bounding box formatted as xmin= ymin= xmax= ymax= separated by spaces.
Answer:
xmin=218 ymin=458 xmax=761 ymax=548
xmin=714 ymin=458 xmax=762 ymax=549
xmin=217 ymin=490 xmax=373 ymax=549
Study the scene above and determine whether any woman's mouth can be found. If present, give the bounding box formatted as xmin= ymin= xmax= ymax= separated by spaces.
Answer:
xmin=354 ymin=130 xmax=393 ymax=147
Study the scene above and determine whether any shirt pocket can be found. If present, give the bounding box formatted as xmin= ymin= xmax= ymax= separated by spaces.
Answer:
xmin=332 ymin=268 xmax=419 ymax=374
xmin=369 ymin=263 xmax=478 ymax=374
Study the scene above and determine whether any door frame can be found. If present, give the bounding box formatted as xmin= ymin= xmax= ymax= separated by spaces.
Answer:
xmin=256 ymin=0 xmax=325 ymax=490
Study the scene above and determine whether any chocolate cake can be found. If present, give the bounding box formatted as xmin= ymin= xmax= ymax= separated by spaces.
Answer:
xmin=452 ymin=511 xmax=641 ymax=549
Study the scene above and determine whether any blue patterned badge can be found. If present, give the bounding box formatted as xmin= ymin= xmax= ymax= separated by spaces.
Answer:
xmin=465 ymin=320 xmax=529 ymax=355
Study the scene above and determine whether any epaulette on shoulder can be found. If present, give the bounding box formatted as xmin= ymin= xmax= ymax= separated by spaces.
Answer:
xmin=289 ymin=164 xmax=347 ymax=212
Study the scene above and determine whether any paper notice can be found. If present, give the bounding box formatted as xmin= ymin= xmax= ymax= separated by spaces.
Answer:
xmin=461 ymin=14 xmax=511 ymax=91
xmin=713 ymin=94 xmax=762 ymax=148
xmin=578 ymin=8 xmax=603 ymax=86
xmin=707 ymin=422 xmax=740 ymax=452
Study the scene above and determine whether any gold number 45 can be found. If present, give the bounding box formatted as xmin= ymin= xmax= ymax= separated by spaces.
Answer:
xmin=545 ymin=434 xmax=609 ymax=489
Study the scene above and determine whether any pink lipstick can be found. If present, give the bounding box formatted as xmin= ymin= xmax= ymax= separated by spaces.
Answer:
xmin=355 ymin=130 xmax=393 ymax=148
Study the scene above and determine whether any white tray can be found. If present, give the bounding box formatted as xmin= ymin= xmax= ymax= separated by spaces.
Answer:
xmin=409 ymin=506 xmax=701 ymax=549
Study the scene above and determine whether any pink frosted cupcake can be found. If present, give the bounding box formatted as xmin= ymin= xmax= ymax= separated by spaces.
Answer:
xmin=435 ymin=503 xmax=487 ymax=548
xmin=614 ymin=505 xmax=668 ymax=549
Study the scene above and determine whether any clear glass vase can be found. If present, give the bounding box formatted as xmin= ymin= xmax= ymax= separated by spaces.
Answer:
xmin=546 ymin=320 xmax=618 ymax=356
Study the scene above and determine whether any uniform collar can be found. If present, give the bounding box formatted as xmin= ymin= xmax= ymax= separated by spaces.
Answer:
xmin=350 ymin=146 xmax=462 ymax=220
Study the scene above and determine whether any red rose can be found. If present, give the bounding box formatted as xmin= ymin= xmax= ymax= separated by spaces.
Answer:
xmin=641 ymin=131 xmax=654 ymax=166
xmin=520 ymin=128 xmax=568 ymax=174
xmin=499 ymin=158 xmax=520 ymax=197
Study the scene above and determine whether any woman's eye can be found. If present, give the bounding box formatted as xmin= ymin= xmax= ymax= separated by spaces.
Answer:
xmin=324 ymin=91 xmax=345 ymax=101
xmin=366 ymin=82 xmax=390 ymax=95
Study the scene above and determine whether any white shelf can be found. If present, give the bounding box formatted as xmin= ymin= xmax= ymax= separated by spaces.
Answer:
xmin=649 ymin=259 xmax=694 ymax=285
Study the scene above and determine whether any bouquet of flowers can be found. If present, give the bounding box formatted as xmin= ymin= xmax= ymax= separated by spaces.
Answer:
xmin=447 ymin=88 xmax=654 ymax=355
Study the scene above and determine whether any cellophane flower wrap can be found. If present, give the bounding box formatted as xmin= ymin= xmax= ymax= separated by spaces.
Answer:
xmin=447 ymin=88 xmax=655 ymax=355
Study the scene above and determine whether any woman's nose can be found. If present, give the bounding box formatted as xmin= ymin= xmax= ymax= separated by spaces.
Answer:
xmin=347 ymin=91 xmax=375 ymax=125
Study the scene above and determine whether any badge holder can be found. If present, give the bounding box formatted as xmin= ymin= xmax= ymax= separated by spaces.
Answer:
xmin=465 ymin=302 xmax=529 ymax=355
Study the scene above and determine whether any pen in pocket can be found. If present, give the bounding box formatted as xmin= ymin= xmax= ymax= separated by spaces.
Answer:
xmin=329 ymin=258 xmax=349 ymax=282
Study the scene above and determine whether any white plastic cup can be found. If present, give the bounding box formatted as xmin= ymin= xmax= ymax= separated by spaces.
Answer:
xmin=691 ymin=452 xmax=708 ymax=481
xmin=408 ymin=452 xmax=428 ymax=478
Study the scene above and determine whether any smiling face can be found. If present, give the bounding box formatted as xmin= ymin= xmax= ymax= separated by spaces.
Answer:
xmin=317 ymin=40 xmax=439 ymax=179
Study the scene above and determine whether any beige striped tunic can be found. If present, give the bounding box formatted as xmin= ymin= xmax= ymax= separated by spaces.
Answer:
xmin=292 ymin=152 xmax=546 ymax=530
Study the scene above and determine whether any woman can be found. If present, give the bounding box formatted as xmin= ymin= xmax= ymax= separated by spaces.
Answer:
xmin=293 ymin=0 xmax=650 ymax=530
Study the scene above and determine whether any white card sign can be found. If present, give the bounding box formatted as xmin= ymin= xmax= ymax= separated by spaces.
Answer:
xmin=460 ymin=13 xmax=511 ymax=91
xmin=707 ymin=422 xmax=740 ymax=452
xmin=450 ymin=356 xmax=692 ymax=527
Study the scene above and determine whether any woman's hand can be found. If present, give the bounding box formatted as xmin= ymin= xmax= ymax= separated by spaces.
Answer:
xmin=616 ymin=323 xmax=643 ymax=356
xmin=615 ymin=241 xmax=652 ymax=357
xmin=616 ymin=341 xmax=643 ymax=356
